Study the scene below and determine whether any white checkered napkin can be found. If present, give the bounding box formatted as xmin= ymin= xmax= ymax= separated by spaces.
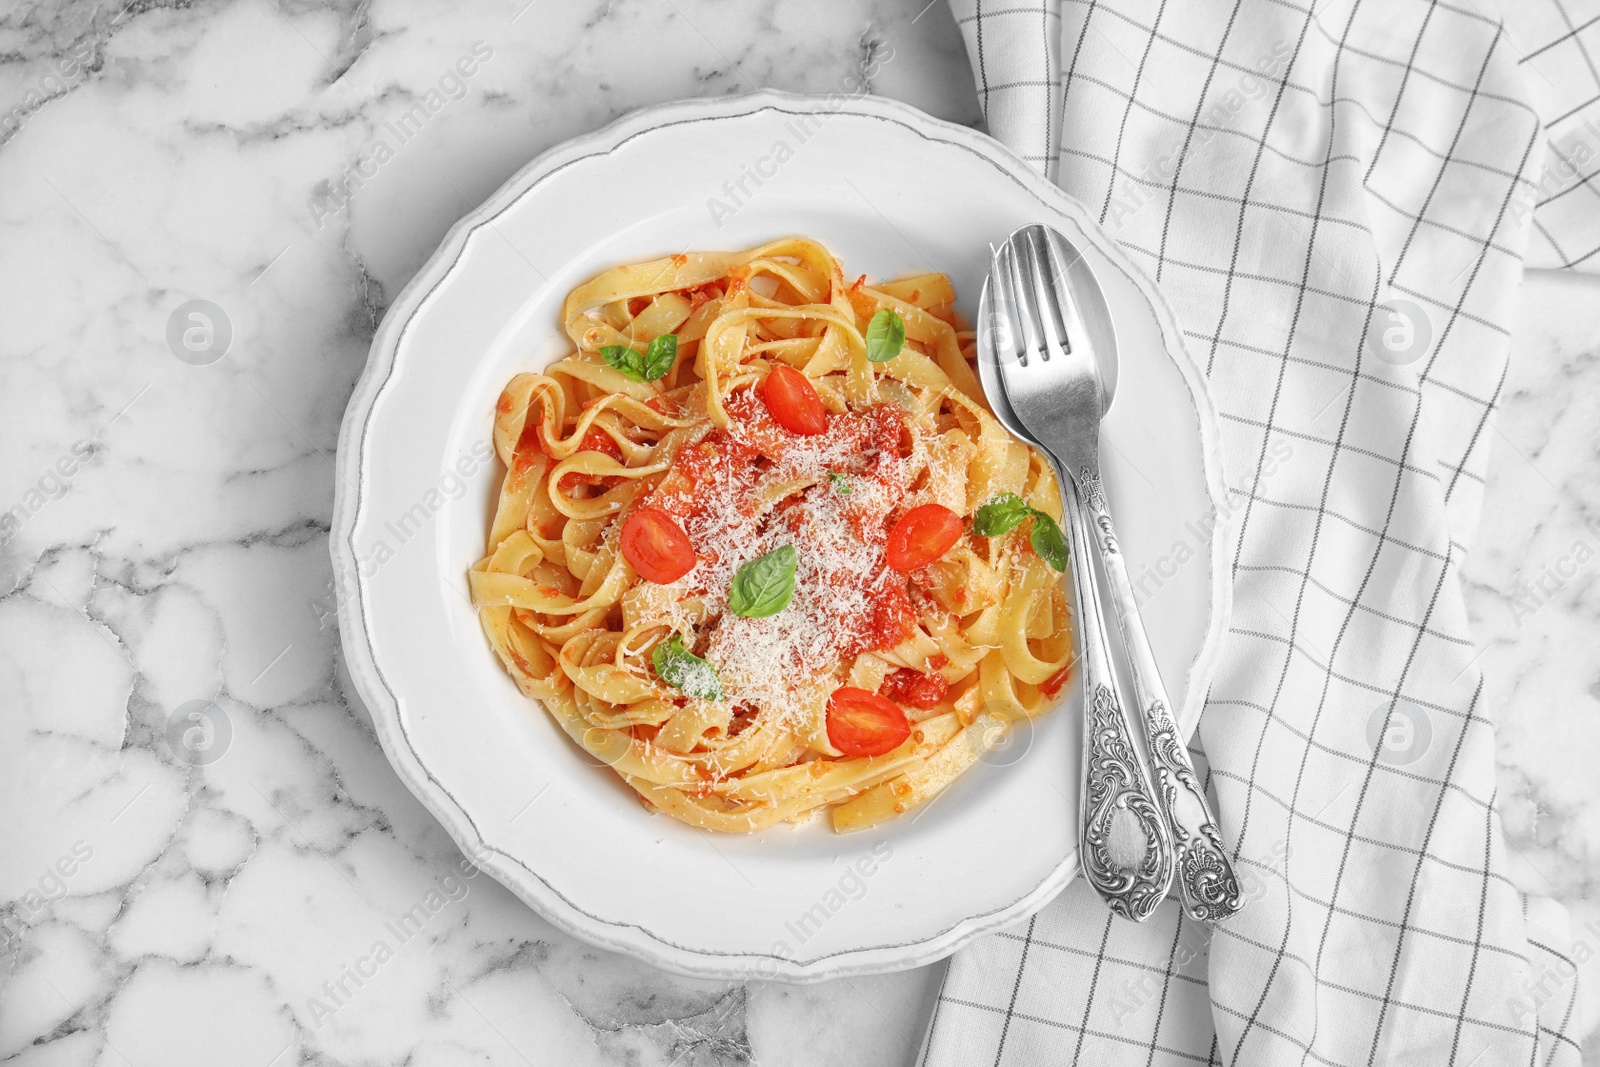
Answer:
xmin=925 ymin=1 xmax=1599 ymax=1064
xmin=1500 ymin=2 xmax=1600 ymax=268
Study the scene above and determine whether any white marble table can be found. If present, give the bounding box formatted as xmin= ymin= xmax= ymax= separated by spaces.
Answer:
xmin=1 ymin=1 xmax=1594 ymax=1063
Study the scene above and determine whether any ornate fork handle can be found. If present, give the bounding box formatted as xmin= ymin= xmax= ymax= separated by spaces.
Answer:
xmin=1063 ymin=476 xmax=1173 ymax=921
xmin=1075 ymin=467 xmax=1243 ymax=923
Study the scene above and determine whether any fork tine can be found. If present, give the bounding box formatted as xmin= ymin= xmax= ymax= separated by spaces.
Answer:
xmin=1040 ymin=226 xmax=1084 ymax=284
xmin=1001 ymin=238 xmax=1044 ymax=366
xmin=986 ymin=243 xmax=1018 ymax=366
xmin=1018 ymin=228 xmax=1070 ymax=360
xmin=1031 ymin=229 xmax=1075 ymax=356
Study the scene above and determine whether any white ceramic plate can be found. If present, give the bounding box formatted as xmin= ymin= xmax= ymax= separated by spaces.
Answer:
xmin=332 ymin=90 xmax=1233 ymax=982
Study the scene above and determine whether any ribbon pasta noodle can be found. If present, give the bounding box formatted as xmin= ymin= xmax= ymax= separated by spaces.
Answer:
xmin=470 ymin=238 xmax=1072 ymax=833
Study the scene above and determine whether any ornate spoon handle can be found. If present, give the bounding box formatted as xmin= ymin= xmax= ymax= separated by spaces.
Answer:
xmin=1061 ymin=475 xmax=1174 ymax=922
xmin=1073 ymin=466 xmax=1243 ymax=923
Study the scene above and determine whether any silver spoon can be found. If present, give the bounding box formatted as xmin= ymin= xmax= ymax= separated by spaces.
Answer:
xmin=983 ymin=225 xmax=1243 ymax=924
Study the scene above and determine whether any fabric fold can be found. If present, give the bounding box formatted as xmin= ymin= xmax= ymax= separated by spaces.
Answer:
xmin=927 ymin=0 xmax=1597 ymax=1063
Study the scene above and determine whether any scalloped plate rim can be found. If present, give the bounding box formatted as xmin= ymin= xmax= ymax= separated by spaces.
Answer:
xmin=330 ymin=88 xmax=1236 ymax=982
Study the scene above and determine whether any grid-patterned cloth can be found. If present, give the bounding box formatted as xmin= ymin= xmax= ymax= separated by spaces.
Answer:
xmin=923 ymin=0 xmax=1600 ymax=1064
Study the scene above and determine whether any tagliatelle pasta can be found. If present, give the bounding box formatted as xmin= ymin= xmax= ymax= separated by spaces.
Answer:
xmin=470 ymin=238 xmax=1072 ymax=833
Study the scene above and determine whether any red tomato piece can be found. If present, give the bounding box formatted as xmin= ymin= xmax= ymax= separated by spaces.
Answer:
xmin=884 ymin=504 xmax=964 ymax=572
xmin=856 ymin=580 xmax=915 ymax=656
xmin=513 ymin=421 xmax=544 ymax=476
xmin=1040 ymin=663 xmax=1074 ymax=697
xmin=827 ymin=687 xmax=912 ymax=757
xmin=880 ymin=668 xmax=950 ymax=710
xmin=683 ymin=283 xmax=722 ymax=309
xmin=759 ymin=364 xmax=828 ymax=436
xmin=620 ymin=507 xmax=695 ymax=584
xmin=558 ymin=428 xmax=625 ymax=492
xmin=580 ymin=427 xmax=623 ymax=461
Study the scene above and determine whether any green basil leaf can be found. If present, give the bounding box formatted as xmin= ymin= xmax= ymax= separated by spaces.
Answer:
xmin=829 ymin=471 xmax=852 ymax=495
xmin=652 ymin=634 xmax=723 ymax=701
xmin=642 ymin=333 xmax=678 ymax=381
xmin=600 ymin=344 xmax=649 ymax=383
xmin=865 ymin=308 xmax=906 ymax=363
xmin=973 ymin=492 xmax=1032 ymax=536
xmin=1029 ymin=511 xmax=1069 ymax=572
xmin=727 ymin=544 xmax=797 ymax=618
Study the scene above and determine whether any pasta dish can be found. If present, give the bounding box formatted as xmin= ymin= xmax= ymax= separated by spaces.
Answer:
xmin=470 ymin=239 xmax=1071 ymax=832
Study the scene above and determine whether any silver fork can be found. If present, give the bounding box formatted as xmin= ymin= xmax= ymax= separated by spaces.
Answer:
xmin=991 ymin=225 xmax=1242 ymax=924
xmin=984 ymin=236 xmax=1174 ymax=922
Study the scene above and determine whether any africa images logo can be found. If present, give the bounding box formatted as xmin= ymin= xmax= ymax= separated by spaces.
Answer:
xmin=166 ymin=700 xmax=232 ymax=767
xmin=1365 ymin=698 xmax=1432 ymax=767
xmin=166 ymin=299 xmax=233 ymax=366
xmin=1364 ymin=299 xmax=1432 ymax=367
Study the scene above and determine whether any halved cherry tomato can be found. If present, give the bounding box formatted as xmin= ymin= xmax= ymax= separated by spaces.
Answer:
xmin=620 ymin=507 xmax=695 ymax=584
xmin=884 ymin=504 xmax=964 ymax=572
xmin=759 ymin=364 xmax=828 ymax=435
xmin=826 ymin=687 xmax=912 ymax=757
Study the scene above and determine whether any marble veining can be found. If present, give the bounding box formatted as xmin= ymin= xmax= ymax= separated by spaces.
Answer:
xmin=0 ymin=0 xmax=1594 ymax=1063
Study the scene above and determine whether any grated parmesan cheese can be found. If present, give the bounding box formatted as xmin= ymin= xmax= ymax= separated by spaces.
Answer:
xmin=654 ymin=390 xmax=915 ymax=737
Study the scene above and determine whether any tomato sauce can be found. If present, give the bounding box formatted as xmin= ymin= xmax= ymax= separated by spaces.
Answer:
xmin=880 ymin=666 xmax=950 ymax=709
xmin=851 ymin=582 xmax=915 ymax=658
xmin=512 ymin=420 xmax=544 ymax=478
xmin=580 ymin=427 xmax=623 ymax=461
xmin=650 ymin=387 xmax=915 ymax=656
xmin=684 ymin=283 xmax=722 ymax=309
xmin=557 ymin=427 xmax=625 ymax=492
xmin=1040 ymin=663 xmax=1073 ymax=697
